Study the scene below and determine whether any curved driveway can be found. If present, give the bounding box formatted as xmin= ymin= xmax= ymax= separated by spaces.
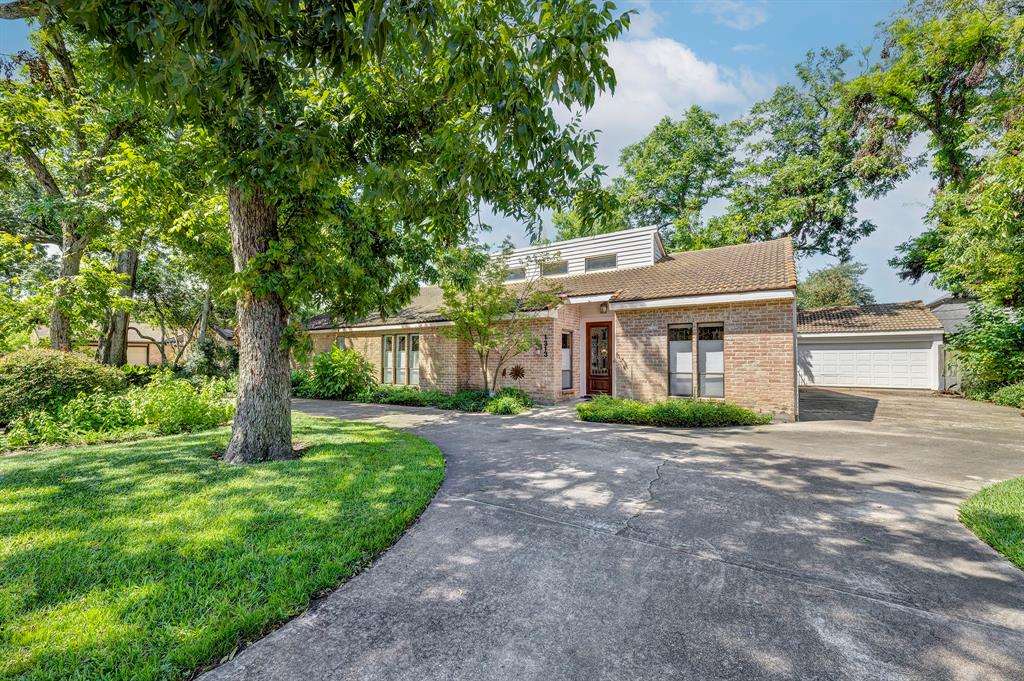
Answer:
xmin=204 ymin=389 xmax=1024 ymax=680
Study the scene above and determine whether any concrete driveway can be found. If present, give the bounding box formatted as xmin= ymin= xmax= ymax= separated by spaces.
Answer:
xmin=204 ymin=389 xmax=1024 ymax=681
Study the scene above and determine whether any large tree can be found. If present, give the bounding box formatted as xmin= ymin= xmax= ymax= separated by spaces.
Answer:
xmin=5 ymin=1 xmax=630 ymax=462
xmin=0 ymin=28 xmax=153 ymax=350
xmin=714 ymin=47 xmax=910 ymax=258
xmin=853 ymin=0 xmax=1024 ymax=301
xmin=796 ymin=261 xmax=876 ymax=309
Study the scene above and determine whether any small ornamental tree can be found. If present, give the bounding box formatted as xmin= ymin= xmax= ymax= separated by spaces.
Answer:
xmin=3 ymin=1 xmax=630 ymax=462
xmin=440 ymin=252 xmax=561 ymax=396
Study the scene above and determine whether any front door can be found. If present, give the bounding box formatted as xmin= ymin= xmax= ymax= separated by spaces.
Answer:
xmin=586 ymin=321 xmax=612 ymax=395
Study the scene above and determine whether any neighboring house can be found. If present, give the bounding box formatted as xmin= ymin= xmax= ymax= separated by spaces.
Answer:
xmin=32 ymin=323 xmax=178 ymax=366
xmin=308 ymin=227 xmax=801 ymax=418
xmin=927 ymin=295 xmax=976 ymax=335
xmin=797 ymin=302 xmax=945 ymax=390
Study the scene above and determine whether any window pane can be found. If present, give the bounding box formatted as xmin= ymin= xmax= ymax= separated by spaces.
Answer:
xmin=698 ymin=324 xmax=724 ymax=397
xmin=668 ymin=324 xmax=692 ymax=397
xmin=561 ymin=332 xmax=572 ymax=389
xmin=396 ymin=335 xmax=407 ymax=385
xmin=541 ymin=260 xmax=568 ymax=276
xmin=585 ymin=254 xmax=617 ymax=272
xmin=505 ymin=268 xmax=526 ymax=282
xmin=382 ymin=335 xmax=394 ymax=384
xmin=409 ymin=335 xmax=420 ymax=386
xmin=589 ymin=326 xmax=608 ymax=375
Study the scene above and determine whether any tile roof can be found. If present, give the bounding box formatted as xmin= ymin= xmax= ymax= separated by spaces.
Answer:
xmin=798 ymin=302 xmax=944 ymax=334
xmin=308 ymin=238 xmax=796 ymax=331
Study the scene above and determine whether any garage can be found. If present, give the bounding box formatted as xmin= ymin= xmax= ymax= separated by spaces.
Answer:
xmin=797 ymin=302 xmax=945 ymax=390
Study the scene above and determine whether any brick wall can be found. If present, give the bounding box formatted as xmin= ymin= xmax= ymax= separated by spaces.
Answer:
xmin=613 ymin=299 xmax=796 ymax=417
xmin=458 ymin=317 xmax=562 ymax=403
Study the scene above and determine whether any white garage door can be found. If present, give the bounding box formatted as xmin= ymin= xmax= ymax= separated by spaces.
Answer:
xmin=798 ymin=341 xmax=933 ymax=389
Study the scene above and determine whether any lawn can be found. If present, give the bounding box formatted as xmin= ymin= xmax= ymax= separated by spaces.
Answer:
xmin=0 ymin=414 xmax=444 ymax=680
xmin=960 ymin=475 xmax=1024 ymax=572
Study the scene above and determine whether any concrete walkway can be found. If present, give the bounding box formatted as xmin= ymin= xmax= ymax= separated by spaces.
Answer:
xmin=203 ymin=389 xmax=1024 ymax=680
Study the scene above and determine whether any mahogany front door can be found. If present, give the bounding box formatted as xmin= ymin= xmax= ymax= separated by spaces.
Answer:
xmin=586 ymin=321 xmax=612 ymax=395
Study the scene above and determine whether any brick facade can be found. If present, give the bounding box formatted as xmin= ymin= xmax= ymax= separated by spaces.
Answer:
xmin=613 ymin=299 xmax=797 ymax=417
xmin=307 ymin=298 xmax=797 ymax=417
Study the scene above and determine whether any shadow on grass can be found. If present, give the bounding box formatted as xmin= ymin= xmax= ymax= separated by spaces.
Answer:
xmin=0 ymin=414 xmax=444 ymax=680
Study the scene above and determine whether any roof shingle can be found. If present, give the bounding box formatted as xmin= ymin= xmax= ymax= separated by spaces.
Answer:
xmin=798 ymin=302 xmax=944 ymax=334
xmin=309 ymin=238 xmax=796 ymax=331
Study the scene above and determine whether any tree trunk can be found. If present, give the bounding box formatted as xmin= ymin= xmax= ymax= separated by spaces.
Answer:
xmin=198 ymin=284 xmax=212 ymax=344
xmin=223 ymin=184 xmax=293 ymax=464
xmin=101 ymin=249 xmax=138 ymax=366
xmin=49 ymin=225 xmax=84 ymax=352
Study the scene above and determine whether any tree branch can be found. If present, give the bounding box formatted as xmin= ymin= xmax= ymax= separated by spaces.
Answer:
xmin=19 ymin=145 xmax=63 ymax=198
xmin=77 ymin=114 xmax=143 ymax=189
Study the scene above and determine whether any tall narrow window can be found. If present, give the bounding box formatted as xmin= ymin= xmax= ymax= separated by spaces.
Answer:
xmin=382 ymin=335 xmax=394 ymax=384
xmin=561 ymin=331 xmax=573 ymax=390
xmin=698 ymin=324 xmax=724 ymax=398
xmin=396 ymin=335 xmax=408 ymax=385
xmin=409 ymin=334 xmax=420 ymax=386
xmin=668 ymin=325 xmax=693 ymax=396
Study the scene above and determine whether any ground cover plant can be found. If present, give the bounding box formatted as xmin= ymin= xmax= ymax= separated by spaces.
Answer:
xmin=960 ymin=476 xmax=1024 ymax=572
xmin=1 ymin=372 xmax=235 ymax=450
xmin=576 ymin=395 xmax=772 ymax=428
xmin=0 ymin=414 xmax=444 ymax=679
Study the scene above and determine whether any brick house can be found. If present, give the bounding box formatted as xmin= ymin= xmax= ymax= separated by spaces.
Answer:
xmin=308 ymin=227 xmax=800 ymax=418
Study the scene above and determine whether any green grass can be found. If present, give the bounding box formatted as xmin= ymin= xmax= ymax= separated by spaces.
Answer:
xmin=576 ymin=395 xmax=772 ymax=428
xmin=0 ymin=414 xmax=444 ymax=680
xmin=960 ymin=476 xmax=1024 ymax=572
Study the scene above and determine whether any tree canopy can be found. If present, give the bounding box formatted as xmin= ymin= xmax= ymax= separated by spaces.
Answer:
xmin=796 ymin=261 xmax=876 ymax=309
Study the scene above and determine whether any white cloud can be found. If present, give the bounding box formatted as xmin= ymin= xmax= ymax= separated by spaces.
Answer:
xmin=569 ymin=38 xmax=775 ymax=169
xmin=732 ymin=42 xmax=766 ymax=53
xmin=693 ymin=0 xmax=769 ymax=31
xmin=623 ymin=0 xmax=662 ymax=39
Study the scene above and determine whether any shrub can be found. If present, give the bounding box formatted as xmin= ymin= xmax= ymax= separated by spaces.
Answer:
xmin=291 ymin=368 xmax=314 ymax=398
xmin=947 ymin=303 xmax=1024 ymax=393
xmin=121 ymin=364 xmax=161 ymax=386
xmin=485 ymin=395 xmax=525 ymax=415
xmin=576 ymin=395 xmax=772 ymax=428
xmin=298 ymin=347 xmax=375 ymax=400
xmin=181 ymin=336 xmax=239 ymax=378
xmin=132 ymin=372 xmax=235 ymax=435
xmin=357 ymin=385 xmax=491 ymax=412
xmin=59 ymin=390 xmax=139 ymax=432
xmin=0 ymin=348 xmax=126 ymax=425
xmin=446 ymin=390 xmax=490 ymax=412
xmin=493 ymin=386 xmax=533 ymax=407
xmin=992 ymin=381 xmax=1024 ymax=409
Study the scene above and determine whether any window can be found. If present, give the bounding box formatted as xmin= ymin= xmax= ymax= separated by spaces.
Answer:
xmin=505 ymin=267 xmax=526 ymax=282
xmin=698 ymin=324 xmax=724 ymax=398
xmin=382 ymin=335 xmax=394 ymax=384
xmin=668 ymin=325 xmax=693 ymax=397
xmin=561 ymin=331 xmax=573 ymax=390
xmin=383 ymin=334 xmax=420 ymax=385
xmin=396 ymin=335 xmax=407 ymax=385
xmin=540 ymin=260 xmax=569 ymax=276
xmin=585 ymin=254 xmax=617 ymax=272
xmin=409 ymin=334 xmax=420 ymax=386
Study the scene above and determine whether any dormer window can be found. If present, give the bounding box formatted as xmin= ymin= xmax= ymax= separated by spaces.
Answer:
xmin=585 ymin=254 xmax=617 ymax=272
xmin=541 ymin=260 xmax=569 ymax=277
xmin=505 ymin=267 xmax=526 ymax=282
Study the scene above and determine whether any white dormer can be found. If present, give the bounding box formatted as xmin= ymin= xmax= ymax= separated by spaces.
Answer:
xmin=499 ymin=226 xmax=666 ymax=280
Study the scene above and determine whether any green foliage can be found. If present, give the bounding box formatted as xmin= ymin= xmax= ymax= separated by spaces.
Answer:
xmin=131 ymin=372 xmax=235 ymax=435
xmin=960 ymin=475 xmax=1024 ymax=572
xmin=181 ymin=336 xmax=239 ymax=378
xmin=0 ymin=414 xmax=443 ymax=679
xmin=796 ymin=261 xmax=876 ymax=308
xmin=293 ymin=346 xmax=375 ymax=400
xmin=441 ymin=249 xmax=561 ymax=394
xmin=991 ymin=381 xmax=1024 ymax=409
xmin=0 ymin=348 xmax=126 ymax=425
xmin=484 ymin=388 xmax=533 ymax=415
xmin=576 ymin=395 xmax=772 ymax=428
xmin=947 ymin=303 xmax=1024 ymax=392
xmin=358 ymin=385 xmax=492 ymax=412
xmin=120 ymin=363 xmax=160 ymax=386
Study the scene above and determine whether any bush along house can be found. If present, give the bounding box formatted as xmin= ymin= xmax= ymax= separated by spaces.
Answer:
xmin=307 ymin=227 xmax=801 ymax=419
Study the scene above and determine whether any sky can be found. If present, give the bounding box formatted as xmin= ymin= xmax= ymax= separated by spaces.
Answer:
xmin=0 ymin=1 xmax=942 ymax=303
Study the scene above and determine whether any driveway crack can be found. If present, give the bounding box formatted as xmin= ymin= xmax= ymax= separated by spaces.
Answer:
xmin=617 ymin=459 xmax=668 ymax=536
